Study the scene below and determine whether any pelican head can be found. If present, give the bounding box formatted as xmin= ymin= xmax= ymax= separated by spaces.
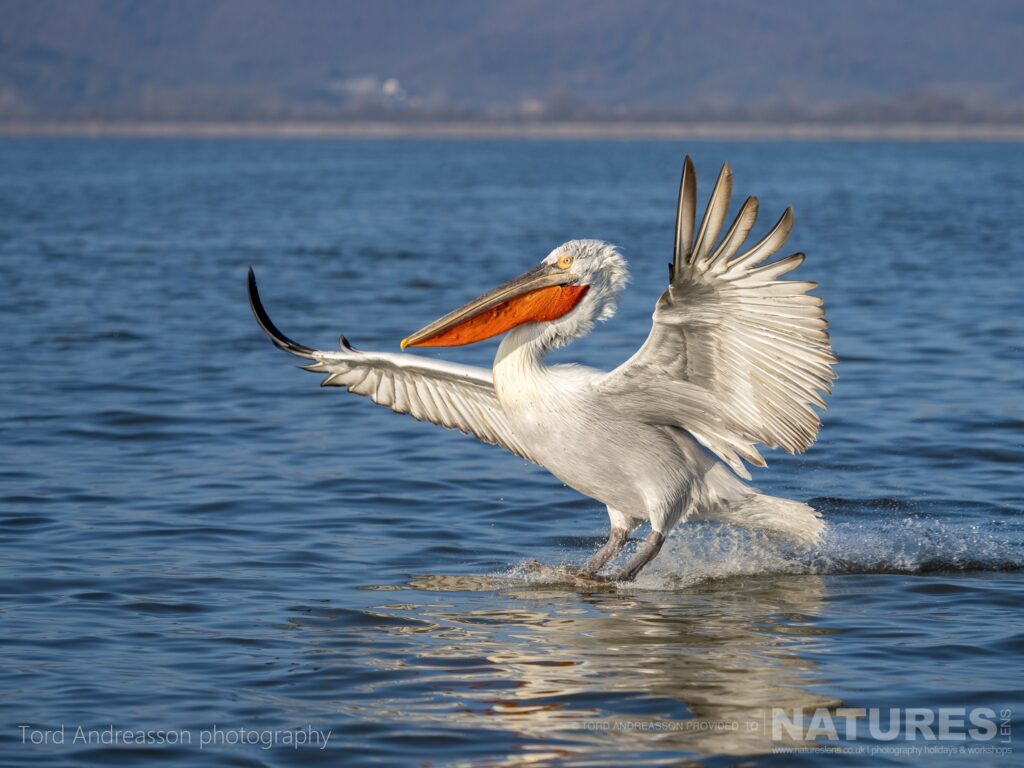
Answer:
xmin=401 ymin=239 xmax=628 ymax=350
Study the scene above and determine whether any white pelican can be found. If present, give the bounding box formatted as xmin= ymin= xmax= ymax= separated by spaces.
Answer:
xmin=248 ymin=156 xmax=836 ymax=581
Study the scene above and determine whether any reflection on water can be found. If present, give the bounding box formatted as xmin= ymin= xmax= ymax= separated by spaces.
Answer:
xmin=298 ymin=574 xmax=839 ymax=762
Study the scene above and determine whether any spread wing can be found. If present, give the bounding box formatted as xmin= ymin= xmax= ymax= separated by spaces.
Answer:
xmin=598 ymin=157 xmax=836 ymax=479
xmin=248 ymin=269 xmax=534 ymax=461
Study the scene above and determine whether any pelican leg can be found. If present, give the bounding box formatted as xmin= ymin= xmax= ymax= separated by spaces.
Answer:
xmin=578 ymin=527 xmax=628 ymax=577
xmin=609 ymin=530 xmax=665 ymax=582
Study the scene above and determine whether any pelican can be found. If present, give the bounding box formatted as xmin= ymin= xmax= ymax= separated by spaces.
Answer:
xmin=248 ymin=156 xmax=836 ymax=581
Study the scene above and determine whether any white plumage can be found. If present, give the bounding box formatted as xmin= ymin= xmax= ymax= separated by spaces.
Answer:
xmin=602 ymin=159 xmax=835 ymax=479
xmin=249 ymin=156 xmax=836 ymax=581
xmin=301 ymin=340 xmax=535 ymax=460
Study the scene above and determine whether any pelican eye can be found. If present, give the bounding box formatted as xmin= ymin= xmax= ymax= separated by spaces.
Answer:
xmin=556 ymin=254 xmax=574 ymax=270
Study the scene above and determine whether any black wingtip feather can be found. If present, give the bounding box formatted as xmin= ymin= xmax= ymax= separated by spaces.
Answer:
xmin=247 ymin=267 xmax=316 ymax=359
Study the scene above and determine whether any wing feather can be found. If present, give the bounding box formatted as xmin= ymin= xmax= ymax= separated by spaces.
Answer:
xmin=691 ymin=163 xmax=732 ymax=263
xmin=599 ymin=157 xmax=836 ymax=477
xmin=671 ymin=156 xmax=697 ymax=279
xmin=248 ymin=268 xmax=534 ymax=461
xmin=729 ymin=208 xmax=794 ymax=269
xmin=311 ymin=345 xmax=535 ymax=459
xmin=707 ymin=196 xmax=758 ymax=269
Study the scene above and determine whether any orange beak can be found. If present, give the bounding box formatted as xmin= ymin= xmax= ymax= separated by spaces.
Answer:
xmin=401 ymin=264 xmax=589 ymax=349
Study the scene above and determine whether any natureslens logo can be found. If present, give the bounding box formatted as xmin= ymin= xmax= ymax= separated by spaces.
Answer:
xmin=771 ymin=707 xmax=1012 ymax=743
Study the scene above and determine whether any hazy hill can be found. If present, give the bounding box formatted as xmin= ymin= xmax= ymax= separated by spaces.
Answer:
xmin=2 ymin=0 xmax=1022 ymax=122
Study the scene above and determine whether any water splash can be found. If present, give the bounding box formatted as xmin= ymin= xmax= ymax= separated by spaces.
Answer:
xmin=508 ymin=516 xmax=1024 ymax=592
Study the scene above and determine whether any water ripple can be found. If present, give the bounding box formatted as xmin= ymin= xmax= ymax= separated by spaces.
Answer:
xmin=1 ymin=139 xmax=1022 ymax=767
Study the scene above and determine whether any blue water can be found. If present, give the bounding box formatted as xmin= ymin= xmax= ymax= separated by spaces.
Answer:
xmin=1 ymin=139 xmax=1022 ymax=766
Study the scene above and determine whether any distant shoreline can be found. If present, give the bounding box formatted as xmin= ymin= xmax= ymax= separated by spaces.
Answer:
xmin=1 ymin=120 xmax=1022 ymax=141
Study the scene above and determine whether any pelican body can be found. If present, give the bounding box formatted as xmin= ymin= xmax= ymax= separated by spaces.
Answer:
xmin=249 ymin=156 xmax=836 ymax=581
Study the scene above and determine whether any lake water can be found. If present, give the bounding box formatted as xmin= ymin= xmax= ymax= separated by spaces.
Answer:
xmin=1 ymin=138 xmax=1021 ymax=766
